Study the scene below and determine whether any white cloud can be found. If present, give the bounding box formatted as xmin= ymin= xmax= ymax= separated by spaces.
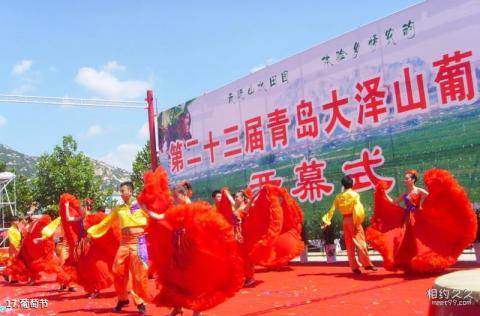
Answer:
xmin=103 ymin=61 xmax=126 ymax=72
xmin=75 ymin=62 xmax=150 ymax=99
xmin=85 ymin=124 xmax=104 ymax=137
xmin=0 ymin=115 xmax=7 ymax=127
xmin=12 ymin=60 xmax=33 ymax=75
xmin=138 ymin=122 xmax=149 ymax=140
xmin=98 ymin=143 xmax=142 ymax=171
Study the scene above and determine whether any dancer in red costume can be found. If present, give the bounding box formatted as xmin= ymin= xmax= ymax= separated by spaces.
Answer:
xmin=138 ymin=167 xmax=244 ymax=316
xmin=3 ymin=214 xmax=58 ymax=284
xmin=220 ymin=185 xmax=304 ymax=269
xmin=61 ymin=194 xmax=120 ymax=297
xmin=222 ymin=188 xmax=253 ymax=242
xmin=222 ymin=188 xmax=258 ymax=287
xmin=35 ymin=194 xmax=120 ymax=296
xmin=244 ymin=185 xmax=304 ymax=268
xmin=366 ymin=169 xmax=478 ymax=273
xmin=217 ymin=185 xmax=304 ymax=290
xmin=36 ymin=215 xmax=77 ymax=291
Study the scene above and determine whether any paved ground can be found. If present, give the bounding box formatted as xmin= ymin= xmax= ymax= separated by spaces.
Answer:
xmin=291 ymin=249 xmax=478 ymax=263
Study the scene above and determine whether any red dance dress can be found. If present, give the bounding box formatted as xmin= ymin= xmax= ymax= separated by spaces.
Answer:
xmin=242 ymin=185 xmax=304 ymax=267
xmin=138 ymin=167 xmax=244 ymax=311
xmin=218 ymin=185 xmax=304 ymax=268
xmin=366 ymin=169 xmax=478 ymax=273
xmin=57 ymin=193 xmax=120 ymax=292
xmin=4 ymin=215 xmax=58 ymax=282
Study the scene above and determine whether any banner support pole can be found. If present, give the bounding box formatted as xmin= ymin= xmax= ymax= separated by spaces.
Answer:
xmin=146 ymin=90 xmax=158 ymax=171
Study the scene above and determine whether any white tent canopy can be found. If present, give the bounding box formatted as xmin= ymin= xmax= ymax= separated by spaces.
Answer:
xmin=0 ymin=172 xmax=15 ymax=181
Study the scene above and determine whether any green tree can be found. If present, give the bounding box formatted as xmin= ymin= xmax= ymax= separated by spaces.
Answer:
xmin=14 ymin=175 xmax=35 ymax=215
xmin=131 ymin=141 xmax=151 ymax=194
xmin=0 ymin=160 xmax=6 ymax=172
xmin=35 ymin=135 xmax=102 ymax=210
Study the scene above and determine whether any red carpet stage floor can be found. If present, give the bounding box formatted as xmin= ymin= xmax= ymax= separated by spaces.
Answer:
xmin=1 ymin=262 xmax=479 ymax=316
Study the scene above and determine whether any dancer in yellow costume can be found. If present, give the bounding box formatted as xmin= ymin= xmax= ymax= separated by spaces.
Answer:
xmin=320 ymin=175 xmax=377 ymax=274
xmin=39 ymin=217 xmax=67 ymax=264
xmin=5 ymin=216 xmax=22 ymax=283
xmin=7 ymin=216 xmax=22 ymax=257
xmin=87 ymin=181 xmax=150 ymax=315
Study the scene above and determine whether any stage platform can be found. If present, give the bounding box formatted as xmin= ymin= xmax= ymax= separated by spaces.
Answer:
xmin=1 ymin=261 xmax=479 ymax=315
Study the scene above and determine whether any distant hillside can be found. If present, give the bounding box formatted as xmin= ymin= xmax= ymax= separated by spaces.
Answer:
xmin=0 ymin=144 xmax=38 ymax=176
xmin=89 ymin=158 xmax=131 ymax=190
xmin=0 ymin=144 xmax=130 ymax=190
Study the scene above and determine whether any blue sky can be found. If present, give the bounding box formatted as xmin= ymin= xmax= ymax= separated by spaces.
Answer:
xmin=0 ymin=0 xmax=422 ymax=171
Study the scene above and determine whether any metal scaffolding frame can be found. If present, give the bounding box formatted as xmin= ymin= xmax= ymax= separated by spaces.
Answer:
xmin=0 ymin=91 xmax=159 ymax=247
xmin=0 ymin=172 xmax=16 ymax=247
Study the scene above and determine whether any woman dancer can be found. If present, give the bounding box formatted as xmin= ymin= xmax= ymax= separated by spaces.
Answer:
xmin=4 ymin=214 xmax=57 ymax=284
xmin=366 ymin=169 xmax=477 ymax=273
xmin=4 ymin=216 xmax=21 ymax=283
xmin=222 ymin=188 xmax=257 ymax=287
xmin=220 ymin=185 xmax=304 ymax=282
xmin=36 ymin=215 xmax=76 ymax=291
xmin=138 ymin=168 xmax=244 ymax=316
xmin=38 ymin=194 xmax=119 ymax=297
xmin=242 ymin=185 xmax=304 ymax=268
